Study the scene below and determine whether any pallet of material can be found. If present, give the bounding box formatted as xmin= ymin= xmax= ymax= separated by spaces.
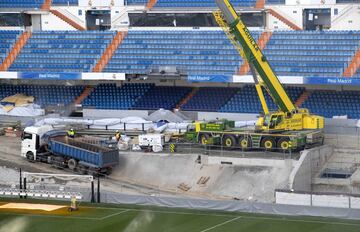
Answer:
xmin=4 ymin=127 xmax=22 ymax=137
xmin=177 ymin=183 xmax=191 ymax=192
xmin=197 ymin=176 xmax=210 ymax=186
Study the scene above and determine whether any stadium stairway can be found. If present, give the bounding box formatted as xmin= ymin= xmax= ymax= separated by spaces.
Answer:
xmin=74 ymin=86 xmax=94 ymax=104
xmin=268 ymin=9 xmax=301 ymax=30
xmin=343 ymin=47 xmax=360 ymax=77
xmin=295 ymin=90 xmax=312 ymax=107
xmin=50 ymin=9 xmax=85 ymax=31
xmin=0 ymin=31 xmax=31 ymax=71
xmin=176 ymin=87 xmax=199 ymax=110
xmin=93 ymin=31 xmax=127 ymax=72
xmin=238 ymin=31 xmax=272 ymax=75
xmin=146 ymin=0 xmax=157 ymax=10
xmin=255 ymin=0 xmax=265 ymax=8
xmin=41 ymin=0 xmax=51 ymax=10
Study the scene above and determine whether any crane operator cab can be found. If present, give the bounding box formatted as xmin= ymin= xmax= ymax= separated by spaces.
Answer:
xmin=257 ymin=109 xmax=324 ymax=132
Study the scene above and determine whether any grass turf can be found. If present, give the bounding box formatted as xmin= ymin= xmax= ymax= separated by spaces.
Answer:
xmin=0 ymin=199 xmax=359 ymax=232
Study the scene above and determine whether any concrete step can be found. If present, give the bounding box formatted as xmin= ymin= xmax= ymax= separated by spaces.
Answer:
xmin=334 ymin=148 xmax=360 ymax=154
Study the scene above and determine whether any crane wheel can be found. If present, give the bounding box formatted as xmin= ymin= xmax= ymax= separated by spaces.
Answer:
xmin=222 ymin=135 xmax=236 ymax=148
xmin=199 ymin=134 xmax=210 ymax=145
xmin=277 ymin=138 xmax=291 ymax=151
xmin=239 ymin=136 xmax=251 ymax=149
xmin=261 ymin=137 xmax=275 ymax=150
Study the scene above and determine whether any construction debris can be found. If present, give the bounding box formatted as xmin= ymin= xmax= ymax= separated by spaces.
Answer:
xmin=177 ymin=183 xmax=191 ymax=192
xmin=197 ymin=176 xmax=210 ymax=186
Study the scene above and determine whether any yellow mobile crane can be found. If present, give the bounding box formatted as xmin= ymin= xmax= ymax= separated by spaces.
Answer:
xmin=214 ymin=0 xmax=324 ymax=132
xmin=185 ymin=0 xmax=324 ymax=151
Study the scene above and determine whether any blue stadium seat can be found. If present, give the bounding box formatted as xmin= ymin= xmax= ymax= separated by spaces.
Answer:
xmin=0 ymin=30 xmax=22 ymax=64
xmin=182 ymin=87 xmax=239 ymax=112
xmin=0 ymin=84 xmax=83 ymax=107
xmin=263 ymin=30 xmax=360 ymax=77
xmin=9 ymin=31 xmax=116 ymax=73
xmin=104 ymin=30 xmax=262 ymax=75
xmin=133 ymin=86 xmax=192 ymax=110
xmin=0 ymin=0 xmax=44 ymax=8
xmin=220 ymin=86 xmax=304 ymax=113
xmin=125 ymin=0 xmax=257 ymax=7
xmin=82 ymin=83 xmax=153 ymax=110
xmin=302 ymin=90 xmax=360 ymax=119
xmin=3 ymin=29 xmax=360 ymax=78
xmin=52 ymin=0 xmax=78 ymax=6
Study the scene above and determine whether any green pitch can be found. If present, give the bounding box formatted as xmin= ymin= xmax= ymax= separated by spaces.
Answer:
xmin=0 ymin=199 xmax=359 ymax=232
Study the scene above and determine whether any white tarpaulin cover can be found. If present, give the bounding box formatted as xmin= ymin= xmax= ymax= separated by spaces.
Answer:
xmin=35 ymin=118 xmax=93 ymax=126
xmin=147 ymin=109 xmax=189 ymax=123
xmin=1 ymin=94 xmax=34 ymax=111
xmin=0 ymin=104 xmax=44 ymax=117
xmin=0 ymin=94 xmax=44 ymax=117
xmin=93 ymin=118 xmax=121 ymax=126
xmin=33 ymin=117 xmax=260 ymax=133
xmin=120 ymin=117 xmax=148 ymax=123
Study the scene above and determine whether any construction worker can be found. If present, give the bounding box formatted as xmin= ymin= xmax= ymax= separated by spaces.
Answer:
xmin=67 ymin=128 xmax=75 ymax=138
xmin=115 ymin=130 xmax=121 ymax=141
xmin=68 ymin=195 xmax=78 ymax=212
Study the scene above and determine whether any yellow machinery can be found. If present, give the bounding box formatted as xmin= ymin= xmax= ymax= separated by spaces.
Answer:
xmin=213 ymin=0 xmax=324 ymax=132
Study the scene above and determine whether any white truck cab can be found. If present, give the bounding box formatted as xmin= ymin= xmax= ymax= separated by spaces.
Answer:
xmin=21 ymin=125 xmax=54 ymax=160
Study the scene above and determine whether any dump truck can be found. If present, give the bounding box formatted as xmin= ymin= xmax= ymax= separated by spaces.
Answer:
xmin=21 ymin=126 xmax=119 ymax=175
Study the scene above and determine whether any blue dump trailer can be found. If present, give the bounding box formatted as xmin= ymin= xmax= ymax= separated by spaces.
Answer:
xmin=21 ymin=128 xmax=119 ymax=175
xmin=47 ymin=136 xmax=119 ymax=174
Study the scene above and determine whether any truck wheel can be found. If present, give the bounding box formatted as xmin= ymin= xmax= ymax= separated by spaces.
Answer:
xmin=67 ymin=159 xmax=77 ymax=171
xmin=277 ymin=138 xmax=291 ymax=151
xmin=239 ymin=136 xmax=252 ymax=150
xmin=26 ymin=152 xmax=35 ymax=162
xmin=199 ymin=134 xmax=210 ymax=145
xmin=261 ymin=137 xmax=275 ymax=150
xmin=78 ymin=165 xmax=88 ymax=175
xmin=222 ymin=135 xmax=236 ymax=148
xmin=105 ymin=168 xmax=112 ymax=176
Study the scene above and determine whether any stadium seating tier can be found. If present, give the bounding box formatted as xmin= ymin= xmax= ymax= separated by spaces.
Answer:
xmin=0 ymin=31 xmax=22 ymax=64
xmin=9 ymin=31 xmax=116 ymax=73
xmin=0 ymin=84 xmax=83 ymax=107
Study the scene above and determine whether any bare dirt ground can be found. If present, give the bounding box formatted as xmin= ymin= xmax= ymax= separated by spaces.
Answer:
xmin=0 ymin=136 xmax=295 ymax=202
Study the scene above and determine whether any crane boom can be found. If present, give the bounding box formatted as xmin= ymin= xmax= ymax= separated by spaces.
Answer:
xmin=215 ymin=0 xmax=296 ymax=113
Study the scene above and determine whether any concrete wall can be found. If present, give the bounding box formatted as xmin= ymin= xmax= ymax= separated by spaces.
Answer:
xmin=276 ymin=191 xmax=312 ymax=205
xmin=268 ymin=6 xmax=303 ymax=30
xmin=276 ymin=191 xmax=360 ymax=209
xmin=31 ymin=15 xmax=42 ymax=31
xmin=267 ymin=4 xmax=360 ymax=31
xmin=41 ymin=12 xmax=77 ymax=31
xmin=286 ymin=0 xmax=336 ymax=4
xmin=206 ymin=156 xmax=295 ymax=168
xmin=79 ymin=0 xmax=124 ymax=7
xmin=289 ymin=145 xmax=334 ymax=192
xmin=331 ymin=5 xmax=360 ymax=30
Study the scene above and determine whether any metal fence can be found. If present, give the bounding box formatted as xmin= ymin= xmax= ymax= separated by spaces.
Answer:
xmin=159 ymin=142 xmax=300 ymax=160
